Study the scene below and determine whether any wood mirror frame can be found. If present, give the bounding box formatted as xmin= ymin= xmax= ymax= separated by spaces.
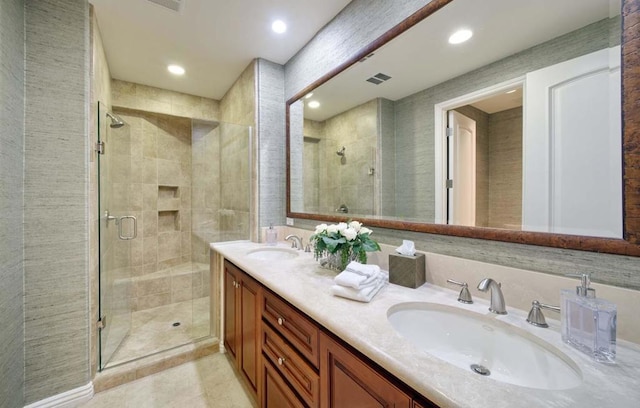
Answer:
xmin=286 ymin=0 xmax=640 ymax=256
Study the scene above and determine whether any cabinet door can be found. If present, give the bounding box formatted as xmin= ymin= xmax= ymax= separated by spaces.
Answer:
xmin=240 ymin=272 xmax=261 ymax=398
xmin=263 ymin=359 xmax=306 ymax=408
xmin=223 ymin=262 xmax=239 ymax=361
xmin=320 ymin=332 xmax=411 ymax=408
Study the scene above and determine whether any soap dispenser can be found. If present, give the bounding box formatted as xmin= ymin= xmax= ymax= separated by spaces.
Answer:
xmin=265 ymin=224 xmax=277 ymax=246
xmin=560 ymin=274 xmax=617 ymax=363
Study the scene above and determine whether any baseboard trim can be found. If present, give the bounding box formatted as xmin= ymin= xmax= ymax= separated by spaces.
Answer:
xmin=24 ymin=382 xmax=94 ymax=408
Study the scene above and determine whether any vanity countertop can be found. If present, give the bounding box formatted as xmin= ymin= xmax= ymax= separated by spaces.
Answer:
xmin=211 ymin=241 xmax=640 ymax=408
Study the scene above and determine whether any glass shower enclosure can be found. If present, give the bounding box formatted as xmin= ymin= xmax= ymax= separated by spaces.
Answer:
xmin=97 ymin=101 xmax=252 ymax=370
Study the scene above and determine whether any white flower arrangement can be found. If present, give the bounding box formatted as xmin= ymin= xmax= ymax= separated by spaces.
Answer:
xmin=310 ymin=220 xmax=380 ymax=270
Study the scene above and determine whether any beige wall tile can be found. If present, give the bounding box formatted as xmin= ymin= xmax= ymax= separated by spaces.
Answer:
xmin=136 ymin=276 xmax=171 ymax=297
xmin=142 ymin=184 xmax=157 ymax=210
xmin=135 ymin=293 xmax=171 ymax=311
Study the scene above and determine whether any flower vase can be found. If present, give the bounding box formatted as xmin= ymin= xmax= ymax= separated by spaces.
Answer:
xmin=316 ymin=249 xmax=363 ymax=271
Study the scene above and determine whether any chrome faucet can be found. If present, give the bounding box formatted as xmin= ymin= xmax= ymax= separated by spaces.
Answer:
xmin=477 ymin=278 xmax=507 ymax=315
xmin=285 ymin=234 xmax=303 ymax=250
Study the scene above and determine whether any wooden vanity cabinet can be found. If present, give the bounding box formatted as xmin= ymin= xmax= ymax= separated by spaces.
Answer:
xmin=225 ymin=261 xmax=438 ymax=408
xmin=320 ymin=332 xmax=412 ymax=408
xmin=224 ymin=260 xmax=261 ymax=401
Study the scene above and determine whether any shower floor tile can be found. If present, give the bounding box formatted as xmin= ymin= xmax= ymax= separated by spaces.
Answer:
xmin=106 ymin=296 xmax=211 ymax=368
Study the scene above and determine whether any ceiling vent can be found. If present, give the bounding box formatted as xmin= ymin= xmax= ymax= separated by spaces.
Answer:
xmin=147 ymin=0 xmax=184 ymax=12
xmin=366 ymin=72 xmax=392 ymax=85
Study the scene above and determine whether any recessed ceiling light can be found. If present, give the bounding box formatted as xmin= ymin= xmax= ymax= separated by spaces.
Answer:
xmin=272 ymin=20 xmax=287 ymax=34
xmin=305 ymin=93 xmax=313 ymax=99
xmin=506 ymin=89 xmax=517 ymax=94
xmin=168 ymin=64 xmax=185 ymax=75
xmin=448 ymin=29 xmax=473 ymax=45
xmin=308 ymin=101 xmax=320 ymax=109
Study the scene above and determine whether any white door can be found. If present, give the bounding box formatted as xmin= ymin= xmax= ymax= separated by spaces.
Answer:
xmin=523 ymin=47 xmax=621 ymax=238
xmin=447 ymin=110 xmax=476 ymax=226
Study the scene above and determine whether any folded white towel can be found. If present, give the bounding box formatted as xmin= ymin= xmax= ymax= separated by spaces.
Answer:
xmin=331 ymin=271 xmax=389 ymax=303
xmin=345 ymin=261 xmax=380 ymax=277
xmin=334 ymin=270 xmax=378 ymax=289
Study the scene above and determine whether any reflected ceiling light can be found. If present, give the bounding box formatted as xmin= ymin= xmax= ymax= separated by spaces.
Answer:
xmin=305 ymin=92 xmax=313 ymax=99
xmin=448 ymin=29 xmax=473 ymax=44
xmin=308 ymin=100 xmax=320 ymax=109
xmin=272 ymin=20 xmax=287 ymax=34
xmin=506 ymin=89 xmax=517 ymax=94
xmin=167 ymin=64 xmax=185 ymax=75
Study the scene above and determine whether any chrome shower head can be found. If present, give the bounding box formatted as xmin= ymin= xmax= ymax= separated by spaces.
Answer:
xmin=336 ymin=146 xmax=346 ymax=156
xmin=106 ymin=112 xmax=125 ymax=128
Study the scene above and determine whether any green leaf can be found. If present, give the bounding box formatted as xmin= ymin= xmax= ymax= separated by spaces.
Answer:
xmin=322 ymin=236 xmax=346 ymax=252
xmin=361 ymin=236 xmax=381 ymax=252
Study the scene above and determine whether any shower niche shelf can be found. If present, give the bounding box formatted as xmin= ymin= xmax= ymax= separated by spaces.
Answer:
xmin=158 ymin=210 xmax=180 ymax=232
xmin=158 ymin=185 xmax=180 ymax=212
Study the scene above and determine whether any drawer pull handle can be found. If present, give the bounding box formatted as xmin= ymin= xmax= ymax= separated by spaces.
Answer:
xmin=277 ymin=317 xmax=285 ymax=326
xmin=278 ymin=357 xmax=286 ymax=366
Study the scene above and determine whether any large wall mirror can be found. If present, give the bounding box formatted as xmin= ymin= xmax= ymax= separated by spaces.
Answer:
xmin=287 ymin=0 xmax=640 ymax=256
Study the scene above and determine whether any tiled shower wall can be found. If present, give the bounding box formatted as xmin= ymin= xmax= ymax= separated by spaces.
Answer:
xmin=303 ymin=99 xmax=379 ymax=216
xmin=191 ymin=121 xmax=221 ymax=263
xmin=112 ymin=79 xmax=220 ymax=122
xmin=108 ymin=109 xmax=217 ymax=313
xmin=219 ymin=61 xmax=255 ymax=236
xmin=112 ymin=110 xmax=194 ymax=276
xmin=0 ymin=0 xmax=25 ymax=406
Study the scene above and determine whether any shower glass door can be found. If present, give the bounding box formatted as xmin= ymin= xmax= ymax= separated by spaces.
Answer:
xmin=98 ymin=101 xmax=134 ymax=370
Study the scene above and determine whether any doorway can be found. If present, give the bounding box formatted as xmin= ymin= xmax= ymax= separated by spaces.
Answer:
xmin=435 ymin=79 xmax=524 ymax=229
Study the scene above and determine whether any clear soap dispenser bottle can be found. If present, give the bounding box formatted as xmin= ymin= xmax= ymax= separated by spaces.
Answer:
xmin=265 ymin=224 xmax=277 ymax=246
xmin=560 ymin=274 xmax=617 ymax=363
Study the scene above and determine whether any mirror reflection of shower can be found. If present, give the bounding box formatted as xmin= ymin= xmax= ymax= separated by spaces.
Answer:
xmin=106 ymin=111 xmax=125 ymax=128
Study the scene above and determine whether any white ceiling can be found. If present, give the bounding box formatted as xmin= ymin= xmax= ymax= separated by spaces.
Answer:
xmin=303 ymin=0 xmax=618 ymax=121
xmin=90 ymin=0 xmax=352 ymax=100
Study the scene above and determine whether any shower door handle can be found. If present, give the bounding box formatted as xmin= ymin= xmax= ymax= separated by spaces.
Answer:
xmin=118 ymin=216 xmax=137 ymax=240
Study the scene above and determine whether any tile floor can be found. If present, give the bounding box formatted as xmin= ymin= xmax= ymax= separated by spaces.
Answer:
xmin=84 ymin=354 xmax=253 ymax=408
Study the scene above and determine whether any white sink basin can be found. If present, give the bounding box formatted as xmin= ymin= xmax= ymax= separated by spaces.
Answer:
xmin=246 ymin=247 xmax=299 ymax=261
xmin=387 ymin=302 xmax=582 ymax=390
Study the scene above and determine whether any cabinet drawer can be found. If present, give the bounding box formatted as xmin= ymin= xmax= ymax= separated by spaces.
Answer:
xmin=262 ymin=290 xmax=320 ymax=368
xmin=262 ymin=358 xmax=306 ymax=408
xmin=262 ymin=322 xmax=320 ymax=408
